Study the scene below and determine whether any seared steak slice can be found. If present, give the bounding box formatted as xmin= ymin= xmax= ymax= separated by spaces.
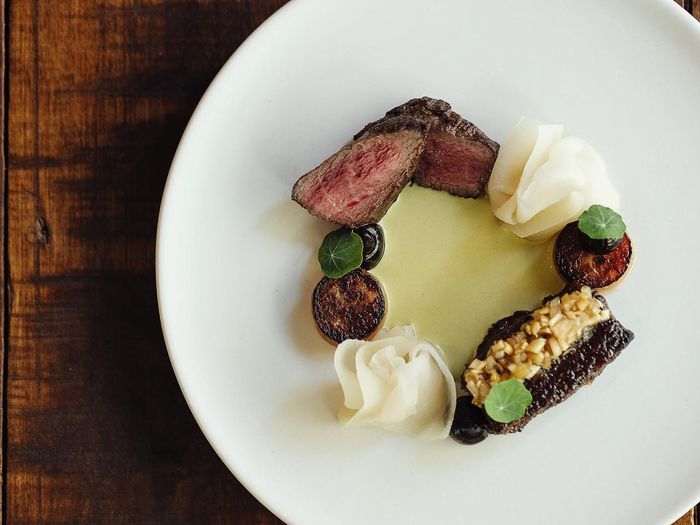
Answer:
xmin=292 ymin=97 xmax=498 ymax=226
xmin=355 ymin=97 xmax=499 ymax=198
xmin=466 ymin=289 xmax=634 ymax=434
xmin=291 ymin=117 xmax=425 ymax=228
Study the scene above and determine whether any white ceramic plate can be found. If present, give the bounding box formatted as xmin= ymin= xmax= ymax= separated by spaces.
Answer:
xmin=157 ymin=1 xmax=700 ymax=523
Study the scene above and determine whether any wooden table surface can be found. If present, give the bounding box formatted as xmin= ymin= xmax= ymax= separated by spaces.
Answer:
xmin=0 ymin=0 xmax=697 ymax=523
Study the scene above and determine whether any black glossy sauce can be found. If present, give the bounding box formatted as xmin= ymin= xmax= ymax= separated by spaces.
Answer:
xmin=450 ymin=397 xmax=488 ymax=445
xmin=355 ymin=224 xmax=385 ymax=270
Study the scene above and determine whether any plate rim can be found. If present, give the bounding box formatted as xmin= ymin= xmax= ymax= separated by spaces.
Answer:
xmin=155 ymin=1 xmax=700 ymax=523
xmin=155 ymin=1 xmax=305 ymax=522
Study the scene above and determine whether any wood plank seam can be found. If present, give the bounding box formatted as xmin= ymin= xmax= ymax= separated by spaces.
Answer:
xmin=1 ymin=0 xmax=7 ymax=521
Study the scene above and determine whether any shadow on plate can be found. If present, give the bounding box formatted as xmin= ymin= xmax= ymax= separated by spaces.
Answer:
xmin=258 ymin=199 xmax=335 ymax=360
xmin=257 ymin=198 xmax=334 ymax=244
xmin=274 ymin=382 xmax=383 ymax=454
xmin=287 ymin=250 xmax=337 ymax=360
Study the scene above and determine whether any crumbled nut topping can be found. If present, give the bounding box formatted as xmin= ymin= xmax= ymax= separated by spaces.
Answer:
xmin=464 ymin=287 xmax=610 ymax=406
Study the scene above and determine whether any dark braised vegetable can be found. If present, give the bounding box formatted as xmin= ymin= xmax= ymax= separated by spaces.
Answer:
xmin=354 ymin=224 xmax=385 ymax=270
xmin=580 ymin=233 xmax=622 ymax=255
xmin=449 ymin=396 xmax=488 ymax=445
xmin=463 ymin=288 xmax=635 ymax=434
xmin=312 ymin=269 xmax=386 ymax=344
xmin=555 ymin=222 xmax=632 ymax=289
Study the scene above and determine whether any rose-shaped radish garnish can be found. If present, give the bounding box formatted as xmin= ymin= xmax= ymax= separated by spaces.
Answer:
xmin=488 ymin=117 xmax=621 ymax=241
xmin=334 ymin=325 xmax=456 ymax=439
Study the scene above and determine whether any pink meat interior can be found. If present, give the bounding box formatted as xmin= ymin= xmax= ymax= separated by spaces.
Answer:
xmin=307 ymin=135 xmax=413 ymax=223
xmin=418 ymin=131 xmax=492 ymax=193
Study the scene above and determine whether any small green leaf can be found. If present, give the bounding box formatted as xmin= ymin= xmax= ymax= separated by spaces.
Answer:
xmin=318 ymin=228 xmax=363 ymax=278
xmin=484 ymin=379 xmax=533 ymax=423
xmin=578 ymin=205 xmax=626 ymax=240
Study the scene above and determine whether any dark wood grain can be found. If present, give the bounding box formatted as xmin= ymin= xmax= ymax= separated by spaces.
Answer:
xmin=1 ymin=0 xmax=5 ymax=518
xmin=1 ymin=1 xmax=699 ymax=524
xmin=675 ymin=508 xmax=696 ymax=525
xmin=5 ymin=1 xmax=286 ymax=523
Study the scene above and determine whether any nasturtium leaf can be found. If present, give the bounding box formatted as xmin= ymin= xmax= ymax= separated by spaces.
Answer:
xmin=318 ymin=228 xmax=364 ymax=279
xmin=484 ymin=379 xmax=533 ymax=423
xmin=578 ymin=205 xmax=626 ymax=240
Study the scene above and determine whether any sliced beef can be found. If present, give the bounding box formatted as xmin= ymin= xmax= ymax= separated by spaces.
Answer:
xmin=292 ymin=97 xmax=500 ymax=227
xmin=466 ymin=289 xmax=634 ymax=434
xmin=291 ymin=117 xmax=425 ymax=229
xmin=355 ymin=97 xmax=499 ymax=198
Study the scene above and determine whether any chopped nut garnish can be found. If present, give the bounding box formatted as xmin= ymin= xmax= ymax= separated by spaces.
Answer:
xmin=464 ymin=287 xmax=610 ymax=406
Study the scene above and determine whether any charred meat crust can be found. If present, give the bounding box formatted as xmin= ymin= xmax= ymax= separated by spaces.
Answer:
xmin=466 ymin=289 xmax=634 ymax=434
xmin=357 ymin=113 xmax=429 ymax=136
xmin=354 ymin=97 xmax=498 ymax=149
xmin=312 ymin=270 xmax=386 ymax=344
xmin=555 ymin=222 xmax=633 ymax=289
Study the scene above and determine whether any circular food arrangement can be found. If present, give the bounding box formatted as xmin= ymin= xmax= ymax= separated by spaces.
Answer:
xmin=291 ymin=97 xmax=634 ymax=445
